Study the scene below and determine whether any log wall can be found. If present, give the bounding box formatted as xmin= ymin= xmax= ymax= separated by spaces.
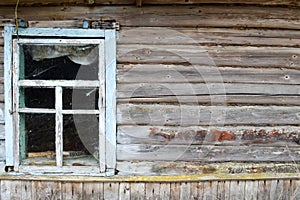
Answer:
xmin=0 ymin=2 xmax=299 ymax=194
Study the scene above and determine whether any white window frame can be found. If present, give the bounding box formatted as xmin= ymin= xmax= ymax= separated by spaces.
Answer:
xmin=3 ymin=26 xmax=117 ymax=176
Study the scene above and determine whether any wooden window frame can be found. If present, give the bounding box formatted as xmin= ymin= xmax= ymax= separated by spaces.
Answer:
xmin=3 ymin=26 xmax=117 ymax=176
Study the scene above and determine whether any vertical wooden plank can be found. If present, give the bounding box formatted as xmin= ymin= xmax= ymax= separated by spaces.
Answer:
xmin=170 ymin=182 xmax=180 ymax=200
xmin=146 ymin=183 xmax=160 ymax=200
xmin=224 ymin=181 xmax=230 ymax=200
xmin=231 ymin=180 xmax=245 ymax=200
xmin=257 ymin=180 xmax=266 ymax=200
xmin=10 ymin=180 xmax=22 ymax=199
xmin=83 ymin=182 xmax=102 ymax=200
xmin=98 ymin=39 xmax=106 ymax=173
xmin=21 ymin=181 xmax=34 ymax=200
xmin=1 ymin=180 xmax=11 ymax=199
xmin=217 ymin=181 xmax=225 ymax=200
xmin=283 ymin=180 xmax=291 ymax=200
xmin=130 ymin=183 xmax=145 ymax=200
xmin=198 ymin=181 xmax=204 ymax=200
xmin=264 ymin=180 xmax=272 ymax=200
xmin=119 ymin=182 xmax=130 ymax=200
xmin=180 ymin=182 xmax=191 ymax=200
xmin=12 ymin=39 xmax=20 ymax=171
xmin=190 ymin=182 xmax=198 ymax=199
xmin=62 ymin=182 xmax=83 ymax=200
xmin=105 ymin=30 xmax=117 ymax=171
xmin=35 ymin=181 xmax=62 ymax=200
xmin=55 ymin=86 xmax=63 ymax=167
xmin=276 ymin=180 xmax=284 ymax=200
xmin=104 ymin=182 xmax=119 ymax=199
xmin=269 ymin=180 xmax=278 ymax=200
xmin=291 ymin=180 xmax=300 ymax=200
xmin=245 ymin=180 xmax=258 ymax=200
xmin=203 ymin=181 xmax=218 ymax=200
xmin=159 ymin=183 xmax=170 ymax=200
xmin=4 ymin=25 xmax=14 ymax=166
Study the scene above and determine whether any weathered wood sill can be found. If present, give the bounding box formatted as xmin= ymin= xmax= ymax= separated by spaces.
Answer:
xmin=0 ymin=173 xmax=299 ymax=182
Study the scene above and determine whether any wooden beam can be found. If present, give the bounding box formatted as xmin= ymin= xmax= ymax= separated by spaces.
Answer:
xmin=136 ymin=0 xmax=142 ymax=7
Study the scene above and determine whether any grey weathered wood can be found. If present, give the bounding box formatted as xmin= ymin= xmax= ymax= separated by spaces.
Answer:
xmin=179 ymin=182 xmax=190 ymax=200
xmin=117 ymin=125 xmax=300 ymax=146
xmin=145 ymin=183 xmax=160 ymax=200
xmin=104 ymin=183 xmax=119 ymax=199
xmin=283 ymin=180 xmax=292 ymax=200
xmin=118 ymin=83 xmax=300 ymax=98
xmin=130 ymin=183 xmax=145 ymax=200
xmin=119 ymin=182 xmax=130 ymax=200
xmin=105 ymin=30 xmax=117 ymax=171
xmin=1 ymin=180 xmax=22 ymax=199
xmin=83 ymin=182 xmax=103 ymax=200
xmin=21 ymin=181 xmax=34 ymax=200
xmin=62 ymin=182 xmax=83 ymax=200
xmin=159 ymin=183 xmax=170 ymax=200
xmin=118 ymin=95 xmax=300 ymax=106
xmin=118 ymin=45 xmax=300 ymax=68
xmin=190 ymin=182 xmax=199 ymax=199
xmin=245 ymin=180 xmax=258 ymax=200
xmin=269 ymin=180 xmax=278 ymax=200
xmin=117 ymin=144 xmax=300 ymax=162
xmin=118 ymin=104 xmax=300 ymax=126
xmin=170 ymin=182 xmax=180 ymax=199
xmin=35 ymin=181 xmax=62 ymax=200
xmin=217 ymin=181 xmax=225 ymax=200
xmin=55 ymin=86 xmax=63 ymax=167
xmin=118 ymin=64 xmax=300 ymax=84
xmin=4 ymin=26 xmax=14 ymax=166
xmin=119 ymin=27 xmax=300 ymax=47
xmin=0 ymin=6 xmax=299 ymax=29
xmin=291 ymin=180 xmax=300 ymax=200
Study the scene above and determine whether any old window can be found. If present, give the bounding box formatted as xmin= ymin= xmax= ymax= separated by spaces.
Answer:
xmin=3 ymin=26 xmax=116 ymax=175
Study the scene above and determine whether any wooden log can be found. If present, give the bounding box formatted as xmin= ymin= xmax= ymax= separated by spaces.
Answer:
xmin=118 ymin=45 xmax=300 ymax=68
xmin=0 ymin=6 xmax=299 ymax=29
xmin=118 ymin=64 xmax=300 ymax=84
xmin=117 ymin=83 xmax=300 ymax=98
xmin=119 ymin=27 xmax=300 ymax=47
xmin=118 ymin=95 xmax=300 ymax=106
xmin=117 ymin=104 xmax=300 ymax=126
xmin=117 ymin=125 xmax=300 ymax=146
xmin=117 ymin=144 xmax=300 ymax=162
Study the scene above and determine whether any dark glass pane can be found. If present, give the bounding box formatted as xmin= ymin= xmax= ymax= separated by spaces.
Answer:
xmin=21 ymin=44 xmax=99 ymax=80
xmin=20 ymin=113 xmax=56 ymax=166
xmin=21 ymin=88 xmax=55 ymax=109
xmin=63 ymin=114 xmax=99 ymax=166
xmin=63 ymin=88 xmax=99 ymax=110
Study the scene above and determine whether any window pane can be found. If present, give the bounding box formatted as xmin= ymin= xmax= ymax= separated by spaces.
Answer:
xmin=21 ymin=44 xmax=99 ymax=80
xmin=63 ymin=88 xmax=99 ymax=110
xmin=20 ymin=87 xmax=55 ymax=109
xmin=63 ymin=114 xmax=99 ymax=166
xmin=20 ymin=113 xmax=56 ymax=166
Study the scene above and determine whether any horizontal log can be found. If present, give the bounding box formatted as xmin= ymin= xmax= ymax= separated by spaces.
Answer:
xmin=0 ymin=6 xmax=299 ymax=29
xmin=118 ymin=64 xmax=300 ymax=84
xmin=117 ymin=104 xmax=300 ymax=126
xmin=118 ymin=95 xmax=300 ymax=106
xmin=117 ymin=83 xmax=300 ymax=98
xmin=118 ymin=45 xmax=300 ymax=68
xmin=0 ymin=0 xmax=298 ymax=6
xmin=142 ymin=0 xmax=300 ymax=6
xmin=119 ymin=27 xmax=300 ymax=47
xmin=117 ymin=144 xmax=300 ymax=162
xmin=117 ymin=161 xmax=300 ymax=176
xmin=117 ymin=125 xmax=300 ymax=146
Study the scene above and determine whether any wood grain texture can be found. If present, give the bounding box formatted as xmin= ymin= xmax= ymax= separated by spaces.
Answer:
xmin=0 ymin=6 xmax=299 ymax=29
xmin=118 ymin=64 xmax=300 ymax=84
xmin=117 ymin=144 xmax=300 ymax=162
xmin=117 ymin=104 xmax=300 ymax=126
xmin=118 ymin=44 xmax=300 ymax=68
xmin=0 ymin=0 xmax=299 ymax=6
xmin=119 ymin=27 xmax=300 ymax=47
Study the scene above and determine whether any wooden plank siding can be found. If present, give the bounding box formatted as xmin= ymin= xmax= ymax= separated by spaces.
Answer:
xmin=1 ymin=179 xmax=300 ymax=199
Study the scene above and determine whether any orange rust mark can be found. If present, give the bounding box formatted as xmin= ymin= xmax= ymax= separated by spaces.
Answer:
xmin=269 ymin=129 xmax=279 ymax=137
xmin=149 ymin=128 xmax=175 ymax=140
xmin=210 ymin=130 xmax=236 ymax=142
